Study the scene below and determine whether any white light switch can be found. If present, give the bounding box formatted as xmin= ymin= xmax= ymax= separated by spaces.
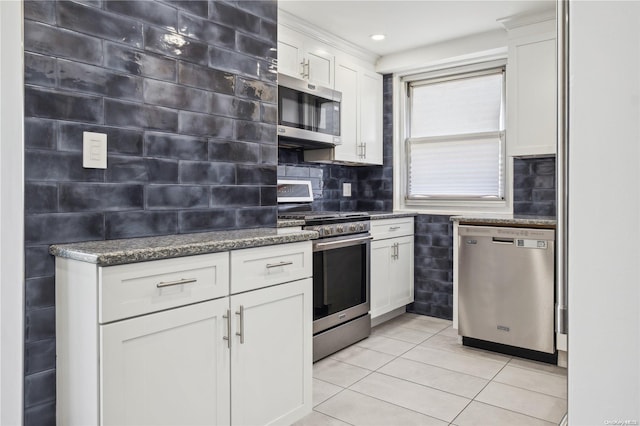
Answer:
xmin=343 ymin=182 xmax=352 ymax=197
xmin=83 ymin=131 xmax=107 ymax=169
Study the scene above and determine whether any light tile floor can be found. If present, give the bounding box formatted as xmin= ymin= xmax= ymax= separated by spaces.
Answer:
xmin=294 ymin=313 xmax=567 ymax=426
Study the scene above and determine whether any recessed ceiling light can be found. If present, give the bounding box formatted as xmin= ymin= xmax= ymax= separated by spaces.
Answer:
xmin=370 ymin=34 xmax=386 ymax=41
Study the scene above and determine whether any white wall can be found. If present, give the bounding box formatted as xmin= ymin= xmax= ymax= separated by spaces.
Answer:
xmin=376 ymin=29 xmax=507 ymax=74
xmin=0 ymin=1 xmax=24 ymax=424
xmin=568 ymin=1 xmax=640 ymax=423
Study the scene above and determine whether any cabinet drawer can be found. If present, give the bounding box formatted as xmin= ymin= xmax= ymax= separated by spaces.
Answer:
xmin=230 ymin=241 xmax=312 ymax=294
xmin=371 ymin=217 xmax=414 ymax=240
xmin=99 ymin=252 xmax=229 ymax=323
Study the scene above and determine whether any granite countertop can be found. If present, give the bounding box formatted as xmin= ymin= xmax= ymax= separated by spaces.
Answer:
xmin=50 ymin=228 xmax=319 ymax=266
xmin=451 ymin=214 xmax=557 ymax=227
xmin=277 ymin=219 xmax=305 ymax=228
xmin=369 ymin=212 xmax=418 ymax=220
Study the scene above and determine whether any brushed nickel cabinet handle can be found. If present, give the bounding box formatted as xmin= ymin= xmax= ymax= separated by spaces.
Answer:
xmin=156 ymin=278 xmax=197 ymax=288
xmin=235 ymin=305 xmax=245 ymax=344
xmin=266 ymin=261 xmax=294 ymax=269
xmin=223 ymin=309 xmax=231 ymax=348
xmin=389 ymin=226 xmax=401 ymax=231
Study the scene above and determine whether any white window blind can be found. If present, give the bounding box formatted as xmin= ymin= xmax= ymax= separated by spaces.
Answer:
xmin=406 ymin=68 xmax=505 ymax=200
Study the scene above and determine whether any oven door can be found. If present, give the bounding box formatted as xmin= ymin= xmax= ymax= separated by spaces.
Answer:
xmin=312 ymin=234 xmax=371 ymax=334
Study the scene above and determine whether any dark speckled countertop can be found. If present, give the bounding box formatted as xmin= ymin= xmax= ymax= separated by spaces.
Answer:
xmin=451 ymin=214 xmax=556 ymax=227
xmin=50 ymin=228 xmax=319 ymax=266
xmin=369 ymin=212 xmax=418 ymax=220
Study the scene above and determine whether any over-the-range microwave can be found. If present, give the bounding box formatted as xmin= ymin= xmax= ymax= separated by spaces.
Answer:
xmin=277 ymin=73 xmax=341 ymax=149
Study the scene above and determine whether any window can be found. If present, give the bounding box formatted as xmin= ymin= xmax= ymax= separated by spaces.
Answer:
xmin=404 ymin=67 xmax=506 ymax=202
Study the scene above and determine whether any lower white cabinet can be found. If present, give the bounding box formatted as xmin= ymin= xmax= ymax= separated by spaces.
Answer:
xmin=370 ymin=218 xmax=415 ymax=319
xmin=101 ymin=298 xmax=231 ymax=426
xmin=56 ymin=242 xmax=313 ymax=426
xmin=230 ymin=280 xmax=311 ymax=426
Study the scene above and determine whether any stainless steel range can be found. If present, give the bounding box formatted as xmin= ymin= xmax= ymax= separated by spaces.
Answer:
xmin=278 ymin=181 xmax=372 ymax=361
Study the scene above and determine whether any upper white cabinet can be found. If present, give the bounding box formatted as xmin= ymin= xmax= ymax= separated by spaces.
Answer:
xmin=506 ymin=18 xmax=557 ymax=157
xmin=278 ymin=25 xmax=334 ymax=88
xmin=359 ymin=68 xmax=384 ymax=165
xmin=306 ymin=59 xmax=383 ymax=165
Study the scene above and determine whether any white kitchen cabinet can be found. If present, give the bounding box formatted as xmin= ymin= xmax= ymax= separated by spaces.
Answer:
xmin=506 ymin=19 xmax=557 ymax=157
xmin=370 ymin=218 xmax=415 ymax=319
xmin=101 ymin=298 xmax=230 ymax=426
xmin=230 ymin=279 xmax=311 ymax=426
xmin=305 ymin=60 xmax=383 ymax=165
xmin=278 ymin=25 xmax=334 ymax=88
xmin=56 ymin=242 xmax=312 ymax=426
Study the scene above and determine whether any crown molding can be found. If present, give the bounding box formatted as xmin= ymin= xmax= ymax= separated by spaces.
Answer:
xmin=278 ymin=9 xmax=380 ymax=64
xmin=498 ymin=8 xmax=556 ymax=31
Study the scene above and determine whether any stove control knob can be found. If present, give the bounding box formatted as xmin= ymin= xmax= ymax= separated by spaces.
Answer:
xmin=349 ymin=224 xmax=356 ymax=232
xmin=359 ymin=223 xmax=366 ymax=231
xmin=337 ymin=225 xmax=344 ymax=233
xmin=324 ymin=226 xmax=332 ymax=235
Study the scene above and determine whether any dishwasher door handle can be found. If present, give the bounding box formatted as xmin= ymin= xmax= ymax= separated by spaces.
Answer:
xmin=492 ymin=237 xmax=514 ymax=244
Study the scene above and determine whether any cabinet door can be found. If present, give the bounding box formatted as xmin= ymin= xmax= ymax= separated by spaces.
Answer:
xmin=230 ymin=279 xmax=312 ymax=426
xmin=333 ymin=60 xmax=360 ymax=163
xmin=359 ymin=70 xmax=383 ymax=165
xmin=277 ymin=39 xmax=303 ymax=79
xmin=371 ymin=236 xmax=414 ymax=319
xmin=371 ymin=239 xmax=393 ymax=318
xmin=390 ymin=236 xmax=415 ymax=308
xmin=277 ymin=26 xmax=304 ymax=79
xmin=101 ymin=298 xmax=231 ymax=426
xmin=507 ymin=32 xmax=557 ymax=156
xmin=304 ymin=39 xmax=334 ymax=87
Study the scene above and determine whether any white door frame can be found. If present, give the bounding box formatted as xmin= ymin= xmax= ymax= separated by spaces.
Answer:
xmin=0 ymin=0 xmax=25 ymax=424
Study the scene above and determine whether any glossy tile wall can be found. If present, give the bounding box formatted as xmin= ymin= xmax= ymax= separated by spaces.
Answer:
xmin=513 ymin=156 xmax=557 ymax=216
xmin=23 ymin=1 xmax=277 ymax=424
xmin=409 ymin=215 xmax=454 ymax=319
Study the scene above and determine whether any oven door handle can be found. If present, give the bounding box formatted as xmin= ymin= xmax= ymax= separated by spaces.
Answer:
xmin=314 ymin=235 xmax=373 ymax=250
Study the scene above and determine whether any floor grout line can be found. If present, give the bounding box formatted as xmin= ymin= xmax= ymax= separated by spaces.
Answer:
xmin=304 ymin=313 xmax=567 ymax=426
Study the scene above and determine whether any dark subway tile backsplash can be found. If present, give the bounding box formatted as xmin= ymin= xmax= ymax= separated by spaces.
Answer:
xmin=56 ymin=1 xmax=144 ymax=48
xmin=25 ymin=87 xmax=103 ymax=123
xmin=59 ymin=123 xmax=143 ymax=156
xmin=24 ymin=1 xmax=278 ymax=421
xmin=105 ymin=0 xmax=178 ymax=31
xmin=105 ymin=42 xmax=177 ymax=81
xmin=106 ymin=156 xmax=179 ymax=183
xmin=58 ymin=60 xmax=144 ymax=102
xmin=105 ymin=211 xmax=178 ymax=239
xmin=178 ymin=12 xmax=236 ymax=49
xmin=24 ymin=20 xmax=103 ymax=65
xmin=145 ymin=185 xmax=210 ymax=210
xmin=105 ymin=99 xmax=179 ymax=132
xmin=25 ymin=53 xmax=56 ymax=88
xmin=144 ymin=25 xmax=209 ymax=66
xmin=513 ymin=156 xmax=556 ymax=216
xmin=178 ymin=61 xmax=235 ymax=94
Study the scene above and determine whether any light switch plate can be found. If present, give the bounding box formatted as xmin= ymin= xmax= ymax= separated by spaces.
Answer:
xmin=343 ymin=182 xmax=351 ymax=197
xmin=83 ymin=131 xmax=107 ymax=169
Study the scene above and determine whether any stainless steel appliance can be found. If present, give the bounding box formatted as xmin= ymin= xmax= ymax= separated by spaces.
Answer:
xmin=457 ymin=225 xmax=556 ymax=363
xmin=278 ymin=181 xmax=371 ymax=361
xmin=278 ymin=73 xmax=341 ymax=149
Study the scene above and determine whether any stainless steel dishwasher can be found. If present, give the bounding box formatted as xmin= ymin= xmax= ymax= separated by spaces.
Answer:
xmin=458 ymin=225 xmax=556 ymax=361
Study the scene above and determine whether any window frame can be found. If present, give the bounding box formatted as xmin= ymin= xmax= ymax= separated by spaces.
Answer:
xmin=394 ymin=59 xmax=513 ymax=215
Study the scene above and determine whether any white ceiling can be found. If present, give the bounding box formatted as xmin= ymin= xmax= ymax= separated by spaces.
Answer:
xmin=278 ymin=0 xmax=556 ymax=57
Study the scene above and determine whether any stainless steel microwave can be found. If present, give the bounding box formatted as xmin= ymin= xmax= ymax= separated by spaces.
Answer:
xmin=277 ymin=73 xmax=341 ymax=149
